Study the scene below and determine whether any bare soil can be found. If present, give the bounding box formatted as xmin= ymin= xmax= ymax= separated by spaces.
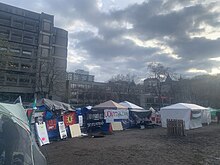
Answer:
xmin=40 ymin=123 xmax=220 ymax=165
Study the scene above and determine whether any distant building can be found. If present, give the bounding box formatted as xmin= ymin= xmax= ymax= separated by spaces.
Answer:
xmin=140 ymin=75 xmax=177 ymax=109
xmin=0 ymin=2 xmax=68 ymax=102
xmin=67 ymin=69 xmax=94 ymax=82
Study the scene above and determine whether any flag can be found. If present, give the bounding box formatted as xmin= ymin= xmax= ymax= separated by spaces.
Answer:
xmin=14 ymin=96 xmax=23 ymax=106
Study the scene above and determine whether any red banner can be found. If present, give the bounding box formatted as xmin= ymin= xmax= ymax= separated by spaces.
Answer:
xmin=63 ymin=112 xmax=76 ymax=126
xmin=46 ymin=119 xmax=57 ymax=130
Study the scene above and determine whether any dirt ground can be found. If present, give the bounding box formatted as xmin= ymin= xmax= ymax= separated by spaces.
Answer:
xmin=40 ymin=123 xmax=220 ymax=165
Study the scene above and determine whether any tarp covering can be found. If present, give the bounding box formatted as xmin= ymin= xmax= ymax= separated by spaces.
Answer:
xmin=34 ymin=98 xmax=74 ymax=111
xmin=160 ymin=103 xmax=206 ymax=130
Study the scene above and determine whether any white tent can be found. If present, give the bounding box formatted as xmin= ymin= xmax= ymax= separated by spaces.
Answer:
xmin=201 ymin=109 xmax=211 ymax=124
xmin=160 ymin=103 xmax=207 ymax=130
xmin=119 ymin=101 xmax=148 ymax=112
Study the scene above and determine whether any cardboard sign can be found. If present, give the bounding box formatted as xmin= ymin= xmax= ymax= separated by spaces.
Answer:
xmin=58 ymin=121 xmax=67 ymax=139
xmin=111 ymin=122 xmax=123 ymax=131
xmin=35 ymin=122 xmax=50 ymax=146
xmin=69 ymin=124 xmax=81 ymax=138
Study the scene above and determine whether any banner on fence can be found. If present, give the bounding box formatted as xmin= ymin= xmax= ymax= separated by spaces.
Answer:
xmin=104 ymin=109 xmax=129 ymax=123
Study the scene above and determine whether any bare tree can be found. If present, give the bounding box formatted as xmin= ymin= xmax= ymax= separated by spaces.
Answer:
xmin=108 ymin=73 xmax=139 ymax=103
xmin=147 ymin=62 xmax=170 ymax=108
xmin=36 ymin=58 xmax=66 ymax=100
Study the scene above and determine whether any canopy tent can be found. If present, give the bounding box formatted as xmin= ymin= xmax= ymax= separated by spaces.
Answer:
xmin=119 ymin=101 xmax=144 ymax=111
xmin=87 ymin=100 xmax=128 ymax=132
xmin=119 ymin=101 xmax=152 ymax=127
xmin=0 ymin=103 xmax=46 ymax=165
xmin=201 ymin=108 xmax=211 ymax=124
xmin=160 ymin=103 xmax=207 ymax=130
xmin=208 ymin=108 xmax=220 ymax=121
xmin=93 ymin=100 xmax=127 ymax=110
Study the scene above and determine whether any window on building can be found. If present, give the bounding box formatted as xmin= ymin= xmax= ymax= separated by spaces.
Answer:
xmin=9 ymin=48 xmax=20 ymax=53
xmin=0 ymin=47 xmax=7 ymax=51
xmin=6 ymin=76 xmax=17 ymax=83
xmin=8 ymin=62 xmax=19 ymax=69
xmin=0 ymin=75 xmax=4 ymax=83
xmin=24 ymin=20 xmax=35 ymax=31
xmin=43 ymin=22 xmax=51 ymax=31
xmin=41 ymin=48 xmax=49 ymax=57
xmin=42 ymin=35 xmax=50 ymax=44
xmin=0 ymin=29 xmax=9 ymax=39
xmin=22 ymin=50 xmax=32 ymax=56
xmin=0 ymin=14 xmax=11 ymax=26
xmin=21 ymin=64 xmax=31 ymax=70
xmin=12 ymin=20 xmax=23 ymax=28
xmin=23 ymin=37 xmax=33 ymax=44
xmin=68 ymin=74 xmax=73 ymax=80
xmin=19 ymin=78 xmax=30 ymax=84
xmin=0 ymin=61 xmax=6 ymax=68
xmin=11 ymin=33 xmax=22 ymax=42
xmin=31 ymin=78 xmax=36 ymax=84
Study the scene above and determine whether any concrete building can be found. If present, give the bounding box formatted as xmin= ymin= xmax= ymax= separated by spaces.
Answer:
xmin=67 ymin=69 xmax=95 ymax=82
xmin=0 ymin=2 xmax=68 ymax=103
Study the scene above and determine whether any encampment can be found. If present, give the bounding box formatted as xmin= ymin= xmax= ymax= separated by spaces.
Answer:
xmin=160 ymin=103 xmax=207 ymax=130
xmin=0 ymin=102 xmax=46 ymax=165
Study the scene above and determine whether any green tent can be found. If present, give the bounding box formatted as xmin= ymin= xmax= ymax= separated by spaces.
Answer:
xmin=208 ymin=107 xmax=220 ymax=120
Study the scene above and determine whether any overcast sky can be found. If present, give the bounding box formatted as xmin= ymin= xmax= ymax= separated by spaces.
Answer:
xmin=2 ymin=0 xmax=220 ymax=82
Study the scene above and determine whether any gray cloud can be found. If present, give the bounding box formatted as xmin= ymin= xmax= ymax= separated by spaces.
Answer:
xmin=2 ymin=0 xmax=220 ymax=81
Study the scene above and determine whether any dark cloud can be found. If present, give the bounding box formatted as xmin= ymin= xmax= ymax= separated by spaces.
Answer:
xmin=170 ymin=37 xmax=220 ymax=60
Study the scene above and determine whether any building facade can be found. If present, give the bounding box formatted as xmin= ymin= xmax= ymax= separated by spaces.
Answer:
xmin=67 ymin=69 xmax=95 ymax=82
xmin=0 ymin=2 xmax=68 ymax=103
